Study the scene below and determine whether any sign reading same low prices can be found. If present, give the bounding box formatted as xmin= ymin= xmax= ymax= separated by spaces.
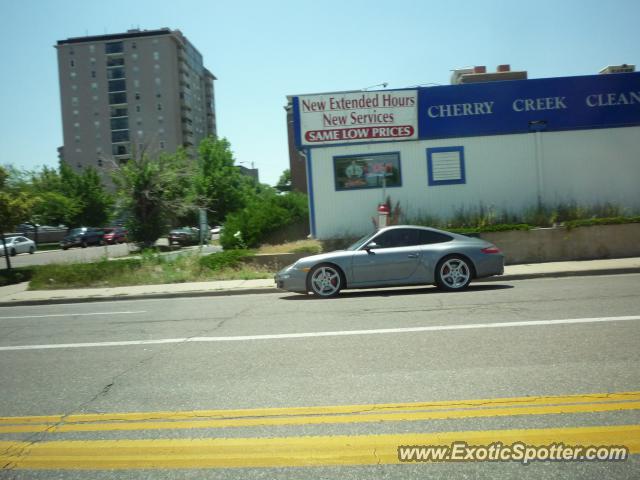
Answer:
xmin=296 ymin=90 xmax=418 ymax=146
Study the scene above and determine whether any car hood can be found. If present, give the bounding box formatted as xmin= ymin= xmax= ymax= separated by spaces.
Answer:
xmin=294 ymin=250 xmax=354 ymax=265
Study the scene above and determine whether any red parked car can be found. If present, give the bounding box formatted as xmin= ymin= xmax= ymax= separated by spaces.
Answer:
xmin=103 ymin=227 xmax=128 ymax=244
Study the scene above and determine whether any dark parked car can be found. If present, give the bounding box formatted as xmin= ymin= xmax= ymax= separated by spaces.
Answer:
xmin=103 ymin=227 xmax=128 ymax=244
xmin=60 ymin=227 xmax=105 ymax=250
xmin=275 ymin=225 xmax=504 ymax=298
xmin=168 ymin=227 xmax=199 ymax=246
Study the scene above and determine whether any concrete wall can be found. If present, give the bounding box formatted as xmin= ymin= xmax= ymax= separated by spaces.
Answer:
xmin=309 ymin=126 xmax=640 ymax=239
xmin=480 ymin=223 xmax=640 ymax=265
xmin=251 ymin=223 xmax=639 ymax=268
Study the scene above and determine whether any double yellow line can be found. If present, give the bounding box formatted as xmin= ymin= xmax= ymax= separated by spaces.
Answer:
xmin=1 ymin=391 xmax=638 ymax=469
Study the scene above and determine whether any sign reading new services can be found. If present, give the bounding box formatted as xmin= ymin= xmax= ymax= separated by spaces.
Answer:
xmin=418 ymin=72 xmax=640 ymax=139
xmin=294 ymin=90 xmax=418 ymax=147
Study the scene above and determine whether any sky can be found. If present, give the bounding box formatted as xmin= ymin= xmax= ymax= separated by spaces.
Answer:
xmin=1 ymin=0 xmax=638 ymax=186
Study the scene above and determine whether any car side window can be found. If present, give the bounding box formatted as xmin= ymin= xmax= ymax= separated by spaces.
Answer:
xmin=372 ymin=229 xmax=420 ymax=248
xmin=418 ymin=230 xmax=453 ymax=245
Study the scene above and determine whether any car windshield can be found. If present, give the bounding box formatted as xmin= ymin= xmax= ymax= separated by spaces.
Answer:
xmin=346 ymin=232 xmax=375 ymax=251
xmin=69 ymin=228 xmax=85 ymax=236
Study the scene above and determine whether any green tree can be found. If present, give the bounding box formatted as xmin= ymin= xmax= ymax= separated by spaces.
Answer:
xmin=112 ymin=149 xmax=194 ymax=247
xmin=27 ymin=163 xmax=112 ymax=227
xmin=275 ymin=169 xmax=292 ymax=192
xmin=0 ymin=166 xmax=35 ymax=269
xmin=194 ymin=137 xmax=256 ymax=225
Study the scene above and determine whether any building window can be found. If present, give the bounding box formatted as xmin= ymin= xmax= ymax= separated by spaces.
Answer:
xmin=136 ymin=118 xmax=142 ymax=125
xmin=105 ymin=41 xmax=124 ymax=54
xmin=135 ymin=93 xmax=141 ymax=100
xmin=157 ymin=103 xmax=163 ymax=111
xmin=91 ymin=82 xmax=98 ymax=89
xmin=108 ymin=92 xmax=127 ymax=105
xmin=155 ymin=78 xmax=161 ymax=86
xmin=133 ymin=65 xmax=139 ymax=73
xmin=111 ymin=130 xmax=130 ymax=142
xmin=137 ymin=130 xmax=143 ymax=138
xmin=70 ymin=71 xmax=76 ymax=78
xmin=73 ymin=109 xmax=79 ymax=116
xmin=94 ymin=120 xmax=100 ymax=128
xmin=153 ymin=51 xmax=159 ymax=60
xmin=71 ymin=84 xmax=78 ymax=91
xmin=74 ymin=135 xmax=80 ymax=143
xmin=131 ymin=53 xmax=138 ymax=61
xmin=333 ymin=152 xmax=402 ymax=191
xmin=108 ymin=68 xmax=125 ymax=80
xmin=108 ymin=79 xmax=126 ymax=92
xmin=133 ymin=79 xmax=140 ymax=88
xmin=135 ymin=105 xmax=141 ymax=113
xmin=131 ymin=42 xmax=137 ymax=49
xmin=426 ymin=146 xmax=466 ymax=186
xmin=107 ymin=57 xmax=124 ymax=67
xmin=160 ymin=141 xmax=165 ymax=149
xmin=92 ymin=95 xmax=99 ymax=102
xmin=89 ymin=45 xmax=95 ymax=53
xmin=71 ymin=96 xmax=79 ymax=106
xmin=70 ymin=59 xmax=75 ymax=68
xmin=111 ymin=117 xmax=129 ymax=130
xmin=112 ymin=144 xmax=128 ymax=156
xmin=97 ymin=158 xmax=103 ymax=167
xmin=73 ymin=122 xmax=80 ymax=128
xmin=158 ymin=116 xmax=163 ymax=123
xmin=91 ymin=71 xmax=96 ymax=78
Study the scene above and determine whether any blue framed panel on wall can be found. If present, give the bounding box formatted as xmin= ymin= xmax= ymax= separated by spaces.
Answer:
xmin=427 ymin=146 xmax=466 ymax=186
xmin=333 ymin=152 xmax=402 ymax=191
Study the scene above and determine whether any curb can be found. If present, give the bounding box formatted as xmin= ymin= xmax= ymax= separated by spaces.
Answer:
xmin=1 ymin=267 xmax=639 ymax=307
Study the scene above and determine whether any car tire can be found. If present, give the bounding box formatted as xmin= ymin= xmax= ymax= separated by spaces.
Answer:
xmin=435 ymin=255 xmax=473 ymax=291
xmin=62 ymin=246 xmax=69 ymax=251
xmin=81 ymin=241 xmax=87 ymax=248
xmin=307 ymin=263 xmax=344 ymax=298
xmin=29 ymin=246 xmax=35 ymax=254
xmin=10 ymin=248 xmax=17 ymax=257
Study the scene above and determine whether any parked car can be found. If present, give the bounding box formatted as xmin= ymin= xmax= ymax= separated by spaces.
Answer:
xmin=0 ymin=236 xmax=36 ymax=256
xmin=168 ymin=227 xmax=199 ymax=246
xmin=60 ymin=227 xmax=105 ymax=250
xmin=275 ymin=225 xmax=504 ymax=298
xmin=103 ymin=227 xmax=128 ymax=244
xmin=211 ymin=225 xmax=223 ymax=235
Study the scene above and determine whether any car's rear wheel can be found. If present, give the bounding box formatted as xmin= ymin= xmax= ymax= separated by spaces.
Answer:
xmin=308 ymin=264 xmax=343 ymax=298
xmin=29 ymin=246 xmax=35 ymax=254
xmin=436 ymin=255 xmax=472 ymax=291
xmin=81 ymin=240 xmax=87 ymax=248
xmin=10 ymin=248 xmax=16 ymax=257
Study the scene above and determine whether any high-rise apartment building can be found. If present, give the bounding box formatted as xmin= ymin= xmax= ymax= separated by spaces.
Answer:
xmin=56 ymin=28 xmax=216 ymax=186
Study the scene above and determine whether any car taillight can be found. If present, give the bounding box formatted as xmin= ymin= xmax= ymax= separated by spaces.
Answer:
xmin=481 ymin=246 xmax=501 ymax=254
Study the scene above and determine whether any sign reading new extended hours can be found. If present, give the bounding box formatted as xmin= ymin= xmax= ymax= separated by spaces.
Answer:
xmin=293 ymin=90 xmax=418 ymax=147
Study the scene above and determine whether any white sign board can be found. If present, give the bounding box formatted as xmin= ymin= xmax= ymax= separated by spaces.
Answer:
xmin=296 ymin=90 xmax=418 ymax=147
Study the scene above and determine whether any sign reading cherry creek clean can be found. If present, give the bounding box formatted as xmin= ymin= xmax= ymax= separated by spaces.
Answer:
xmin=294 ymin=90 xmax=418 ymax=146
xmin=418 ymin=72 xmax=640 ymax=139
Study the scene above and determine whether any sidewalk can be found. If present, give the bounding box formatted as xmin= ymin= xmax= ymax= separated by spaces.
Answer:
xmin=1 ymin=257 xmax=639 ymax=306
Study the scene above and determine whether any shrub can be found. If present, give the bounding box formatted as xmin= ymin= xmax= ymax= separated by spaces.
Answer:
xmin=199 ymin=250 xmax=253 ymax=270
xmin=220 ymin=192 xmax=308 ymax=249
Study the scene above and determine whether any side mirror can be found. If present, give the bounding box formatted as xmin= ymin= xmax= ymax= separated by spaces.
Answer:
xmin=364 ymin=241 xmax=379 ymax=253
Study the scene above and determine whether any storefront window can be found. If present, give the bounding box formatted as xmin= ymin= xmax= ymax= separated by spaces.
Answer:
xmin=333 ymin=153 xmax=402 ymax=191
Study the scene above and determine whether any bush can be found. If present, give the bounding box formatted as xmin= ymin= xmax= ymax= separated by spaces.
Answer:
xmin=220 ymin=192 xmax=308 ymax=249
xmin=0 ymin=267 xmax=34 ymax=286
xmin=199 ymin=250 xmax=253 ymax=270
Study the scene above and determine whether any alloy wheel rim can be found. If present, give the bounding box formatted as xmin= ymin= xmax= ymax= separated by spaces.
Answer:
xmin=441 ymin=259 xmax=470 ymax=289
xmin=311 ymin=267 xmax=340 ymax=296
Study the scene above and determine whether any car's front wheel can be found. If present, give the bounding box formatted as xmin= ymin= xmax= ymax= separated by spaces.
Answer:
xmin=308 ymin=264 xmax=343 ymax=298
xmin=436 ymin=255 xmax=472 ymax=291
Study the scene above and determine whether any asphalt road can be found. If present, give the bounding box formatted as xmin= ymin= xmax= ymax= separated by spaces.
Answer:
xmin=0 ymin=274 xmax=639 ymax=478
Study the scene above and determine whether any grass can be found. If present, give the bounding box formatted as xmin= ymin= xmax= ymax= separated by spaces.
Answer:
xmin=28 ymin=250 xmax=273 ymax=290
xmin=257 ymin=239 xmax=322 ymax=255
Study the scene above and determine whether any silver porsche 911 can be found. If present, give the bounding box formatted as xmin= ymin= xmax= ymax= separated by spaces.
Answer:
xmin=275 ymin=225 xmax=504 ymax=298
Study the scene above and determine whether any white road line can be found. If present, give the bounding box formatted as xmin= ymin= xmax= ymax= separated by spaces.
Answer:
xmin=1 ymin=315 xmax=639 ymax=352
xmin=0 ymin=311 xmax=146 ymax=320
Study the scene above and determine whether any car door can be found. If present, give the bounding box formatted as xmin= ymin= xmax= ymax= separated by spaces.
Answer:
xmin=15 ymin=237 xmax=29 ymax=254
xmin=351 ymin=228 xmax=422 ymax=285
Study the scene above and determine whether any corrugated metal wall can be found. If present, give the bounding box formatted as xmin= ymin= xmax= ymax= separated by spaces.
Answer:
xmin=310 ymin=126 xmax=640 ymax=239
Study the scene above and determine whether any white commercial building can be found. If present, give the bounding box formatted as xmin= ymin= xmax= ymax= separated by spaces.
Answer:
xmin=290 ymin=72 xmax=640 ymax=239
